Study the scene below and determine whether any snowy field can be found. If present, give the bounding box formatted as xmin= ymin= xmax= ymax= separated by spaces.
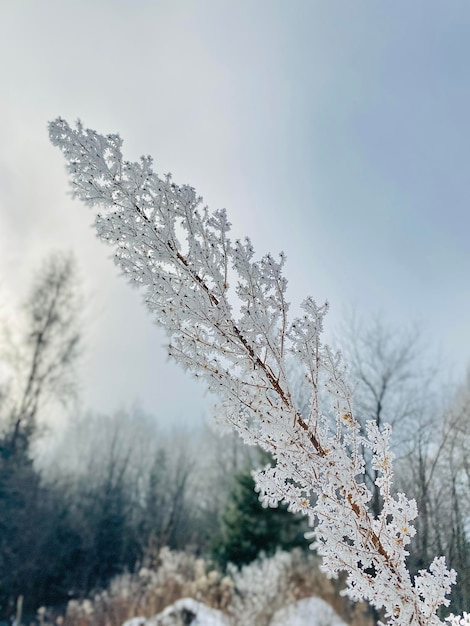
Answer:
xmin=123 ymin=596 xmax=347 ymax=626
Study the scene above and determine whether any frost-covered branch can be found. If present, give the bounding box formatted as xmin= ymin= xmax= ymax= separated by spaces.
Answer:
xmin=49 ymin=119 xmax=456 ymax=625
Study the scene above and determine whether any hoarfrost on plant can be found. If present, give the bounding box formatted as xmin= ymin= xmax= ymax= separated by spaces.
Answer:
xmin=49 ymin=118 xmax=458 ymax=626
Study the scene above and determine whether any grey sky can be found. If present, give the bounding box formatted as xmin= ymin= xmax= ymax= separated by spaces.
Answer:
xmin=0 ymin=1 xmax=469 ymax=427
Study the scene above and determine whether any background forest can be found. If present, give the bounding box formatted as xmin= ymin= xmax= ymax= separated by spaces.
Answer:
xmin=1 ymin=253 xmax=469 ymax=624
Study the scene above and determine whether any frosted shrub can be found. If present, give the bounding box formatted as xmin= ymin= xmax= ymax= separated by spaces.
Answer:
xmin=227 ymin=549 xmax=370 ymax=626
xmin=277 ymin=550 xmax=370 ymax=626
xmin=50 ymin=119 xmax=458 ymax=625
xmin=64 ymin=549 xmax=366 ymax=626
xmin=228 ymin=551 xmax=293 ymax=626
xmin=65 ymin=549 xmax=232 ymax=626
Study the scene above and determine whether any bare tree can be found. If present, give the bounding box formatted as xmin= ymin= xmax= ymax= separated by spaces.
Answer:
xmin=398 ymin=375 xmax=470 ymax=615
xmin=1 ymin=252 xmax=81 ymax=451
xmin=0 ymin=252 xmax=82 ymax=618
xmin=339 ymin=317 xmax=436 ymax=518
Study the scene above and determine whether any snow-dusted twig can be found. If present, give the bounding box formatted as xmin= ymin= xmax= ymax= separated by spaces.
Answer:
xmin=49 ymin=119 xmax=456 ymax=625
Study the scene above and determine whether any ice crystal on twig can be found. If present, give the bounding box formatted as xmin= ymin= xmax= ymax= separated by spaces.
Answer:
xmin=49 ymin=119 xmax=456 ymax=625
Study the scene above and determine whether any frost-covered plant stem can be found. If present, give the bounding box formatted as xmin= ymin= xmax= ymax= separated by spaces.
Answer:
xmin=49 ymin=119 xmax=456 ymax=625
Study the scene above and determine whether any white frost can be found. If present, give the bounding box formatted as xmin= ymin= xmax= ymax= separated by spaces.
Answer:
xmin=271 ymin=597 xmax=347 ymax=626
xmin=50 ymin=118 xmax=458 ymax=625
xmin=123 ymin=597 xmax=346 ymax=626
xmin=124 ymin=598 xmax=229 ymax=626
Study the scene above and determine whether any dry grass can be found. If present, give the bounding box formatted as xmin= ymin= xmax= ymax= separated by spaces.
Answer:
xmin=63 ymin=549 xmax=373 ymax=626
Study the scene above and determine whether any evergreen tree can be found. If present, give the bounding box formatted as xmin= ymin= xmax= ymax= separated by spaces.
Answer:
xmin=212 ymin=462 xmax=307 ymax=569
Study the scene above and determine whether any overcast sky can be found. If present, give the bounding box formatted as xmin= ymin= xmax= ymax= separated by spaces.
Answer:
xmin=0 ymin=1 xmax=469 ymax=429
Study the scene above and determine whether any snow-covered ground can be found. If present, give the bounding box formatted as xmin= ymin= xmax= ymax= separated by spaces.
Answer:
xmin=271 ymin=597 xmax=347 ymax=626
xmin=123 ymin=596 xmax=347 ymax=626
xmin=123 ymin=599 xmax=229 ymax=626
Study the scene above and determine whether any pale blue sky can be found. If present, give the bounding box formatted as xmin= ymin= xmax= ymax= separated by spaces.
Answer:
xmin=0 ymin=1 xmax=469 ymax=426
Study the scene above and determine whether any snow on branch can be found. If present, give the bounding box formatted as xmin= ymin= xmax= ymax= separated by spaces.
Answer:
xmin=49 ymin=118 xmax=456 ymax=625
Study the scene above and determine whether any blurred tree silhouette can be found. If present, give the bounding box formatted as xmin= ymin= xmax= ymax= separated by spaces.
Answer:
xmin=212 ymin=453 xmax=307 ymax=569
xmin=0 ymin=252 xmax=82 ymax=619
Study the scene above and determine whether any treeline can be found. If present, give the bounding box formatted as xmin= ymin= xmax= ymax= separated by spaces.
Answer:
xmin=0 ymin=253 xmax=305 ymax=620
xmin=1 ymin=405 xmax=307 ymax=620
xmin=0 ymin=253 xmax=469 ymax=620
